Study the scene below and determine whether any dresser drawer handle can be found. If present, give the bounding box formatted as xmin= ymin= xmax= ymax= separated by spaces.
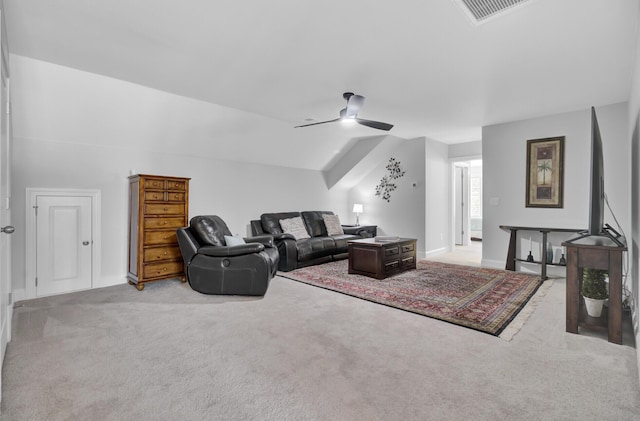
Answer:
xmin=174 ymin=195 xmax=180 ymax=199
xmin=163 ymin=207 xmax=169 ymax=211
xmin=153 ymin=194 xmax=159 ymax=199
xmin=385 ymin=261 xmax=399 ymax=271
xmin=163 ymin=251 xmax=168 ymax=255
xmin=163 ymin=220 xmax=168 ymax=225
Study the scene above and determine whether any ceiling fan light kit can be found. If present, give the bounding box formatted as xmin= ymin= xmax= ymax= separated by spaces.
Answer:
xmin=452 ymin=0 xmax=532 ymax=25
xmin=295 ymin=92 xmax=393 ymax=131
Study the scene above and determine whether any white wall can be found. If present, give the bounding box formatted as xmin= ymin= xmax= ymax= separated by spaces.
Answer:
xmin=10 ymin=56 xmax=348 ymax=294
xmin=425 ymin=139 xmax=451 ymax=254
xmin=482 ymin=103 xmax=630 ymax=270
xmin=346 ymin=137 xmax=450 ymax=258
xmin=449 ymin=140 xmax=482 ymax=159
xmin=348 ymin=138 xmax=429 ymax=256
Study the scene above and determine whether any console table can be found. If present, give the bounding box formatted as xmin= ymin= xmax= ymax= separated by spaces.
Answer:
xmin=563 ymin=234 xmax=626 ymax=344
xmin=500 ymin=225 xmax=583 ymax=280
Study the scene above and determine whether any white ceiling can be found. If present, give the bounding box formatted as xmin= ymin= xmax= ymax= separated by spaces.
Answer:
xmin=3 ymin=0 xmax=639 ymax=170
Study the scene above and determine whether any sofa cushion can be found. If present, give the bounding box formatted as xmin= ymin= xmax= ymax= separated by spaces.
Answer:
xmin=261 ymin=212 xmax=301 ymax=234
xmin=322 ymin=214 xmax=344 ymax=235
xmin=301 ymin=211 xmax=334 ymax=237
xmin=296 ymin=237 xmax=336 ymax=261
xmin=224 ymin=234 xmax=246 ymax=246
xmin=279 ymin=216 xmax=311 ymax=240
xmin=190 ymin=215 xmax=232 ymax=247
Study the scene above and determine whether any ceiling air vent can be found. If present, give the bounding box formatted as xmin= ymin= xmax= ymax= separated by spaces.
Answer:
xmin=453 ymin=0 xmax=532 ymax=25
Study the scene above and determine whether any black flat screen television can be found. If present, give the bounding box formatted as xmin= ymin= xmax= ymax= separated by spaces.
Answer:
xmin=566 ymin=106 xmax=622 ymax=247
xmin=588 ymin=106 xmax=605 ymax=236
xmin=585 ymin=106 xmax=624 ymax=246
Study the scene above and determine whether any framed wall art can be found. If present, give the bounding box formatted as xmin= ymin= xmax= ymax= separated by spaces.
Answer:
xmin=525 ymin=136 xmax=565 ymax=208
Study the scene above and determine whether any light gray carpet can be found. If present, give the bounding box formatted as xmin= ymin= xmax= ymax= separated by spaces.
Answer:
xmin=1 ymin=273 xmax=639 ymax=420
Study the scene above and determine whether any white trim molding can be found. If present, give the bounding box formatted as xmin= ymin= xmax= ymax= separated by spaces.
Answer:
xmin=425 ymin=247 xmax=450 ymax=258
xmin=481 ymin=258 xmax=503 ymax=269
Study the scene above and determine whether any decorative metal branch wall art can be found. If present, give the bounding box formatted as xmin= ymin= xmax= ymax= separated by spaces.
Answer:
xmin=375 ymin=158 xmax=406 ymax=202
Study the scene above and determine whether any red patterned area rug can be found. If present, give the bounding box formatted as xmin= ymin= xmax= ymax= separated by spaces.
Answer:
xmin=278 ymin=260 xmax=543 ymax=337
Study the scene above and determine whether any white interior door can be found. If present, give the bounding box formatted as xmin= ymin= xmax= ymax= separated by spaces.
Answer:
xmin=454 ymin=166 xmax=469 ymax=245
xmin=36 ymin=196 xmax=92 ymax=296
xmin=0 ymin=6 xmax=11 ymax=403
xmin=0 ymin=39 xmax=9 ymax=335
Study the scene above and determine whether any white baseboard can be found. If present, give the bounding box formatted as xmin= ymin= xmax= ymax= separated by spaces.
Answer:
xmin=481 ymin=259 xmax=503 ymax=269
xmin=12 ymin=288 xmax=25 ymax=304
xmin=483 ymin=259 xmax=568 ymax=278
xmin=515 ymin=262 xmax=567 ymax=278
xmin=12 ymin=276 xmax=126 ymax=303
xmin=425 ymin=247 xmax=449 ymax=258
xmin=94 ymin=275 xmax=128 ymax=289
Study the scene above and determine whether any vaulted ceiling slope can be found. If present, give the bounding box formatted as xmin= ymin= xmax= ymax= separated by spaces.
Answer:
xmin=4 ymin=0 xmax=639 ymax=171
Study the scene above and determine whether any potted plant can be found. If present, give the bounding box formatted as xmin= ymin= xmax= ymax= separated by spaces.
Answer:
xmin=581 ymin=268 xmax=608 ymax=317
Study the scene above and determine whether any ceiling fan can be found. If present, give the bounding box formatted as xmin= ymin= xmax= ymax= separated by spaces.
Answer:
xmin=295 ymin=92 xmax=394 ymax=131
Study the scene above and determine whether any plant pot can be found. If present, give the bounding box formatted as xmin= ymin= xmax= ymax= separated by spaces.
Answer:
xmin=584 ymin=296 xmax=605 ymax=317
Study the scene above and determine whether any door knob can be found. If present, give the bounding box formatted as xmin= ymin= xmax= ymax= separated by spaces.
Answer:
xmin=82 ymin=241 xmax=90 ymax=245
xmin=1 ymin=226 xmax=14 ymax=234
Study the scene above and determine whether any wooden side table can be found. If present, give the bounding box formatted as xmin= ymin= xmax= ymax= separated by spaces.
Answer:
xmin=563 ymin=234 xmax=626 ymax=344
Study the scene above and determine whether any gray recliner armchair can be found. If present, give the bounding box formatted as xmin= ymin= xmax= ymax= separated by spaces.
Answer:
xmin=176 ymin=215 xmax=279 ymax=295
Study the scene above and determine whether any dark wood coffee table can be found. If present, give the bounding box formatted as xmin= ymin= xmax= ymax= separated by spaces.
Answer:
xmin=347 ymin=237 xmax=417 ymax=279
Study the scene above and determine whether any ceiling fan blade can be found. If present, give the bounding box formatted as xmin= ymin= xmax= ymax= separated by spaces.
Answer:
xmin=345 ymin=94 xmax=365 ymax=118
xmin=294 ymin=118 xmax=341 ymax=128
xmin=355 ymin=118 xmax=393 ymax=131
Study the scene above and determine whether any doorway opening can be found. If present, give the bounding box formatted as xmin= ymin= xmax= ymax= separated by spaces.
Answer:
xmin=451 ymin=159 xmax=482 ymax=261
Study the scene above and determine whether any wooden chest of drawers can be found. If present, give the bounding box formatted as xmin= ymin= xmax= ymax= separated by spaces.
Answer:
xmin=347 ymin=237 xmax=417 ymax=279
xmin=127 ymin=174 xmax=190 ymax=290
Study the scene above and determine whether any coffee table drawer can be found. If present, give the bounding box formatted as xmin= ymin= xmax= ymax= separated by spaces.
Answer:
xmin=402 ymin=243 xmax=415 ymax=253
xmin=385 ymin=260 xmax=400 ymax=272
xmin=401 ymin=255 xmax=416 ymax=267
xmin=385 ymin=246 xmax=400 ymax=258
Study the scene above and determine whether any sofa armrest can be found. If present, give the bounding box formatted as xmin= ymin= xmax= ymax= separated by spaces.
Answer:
xmin=342 ymin=225 xmax=377 ymax=238
xmin=273 ymin=232 xmax=296 ymax=241
xmin=199 ymin=243 xmax=265 ymax=257
xmin=341 ymin=225 xmax=360 ymax=235
xmin=245 ymin=235 xmax=275 ymax=248
xmin=176 ymin=227 xmax=199 ymax=266
xmin=273 ymin=237 xmax=299 ymax=271
xmin=250 ymin=220 xmax=265 ymax=236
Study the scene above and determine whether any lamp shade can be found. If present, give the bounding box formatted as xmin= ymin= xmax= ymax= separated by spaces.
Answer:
xmin=352 ymin=204 xmax=363 ymax=213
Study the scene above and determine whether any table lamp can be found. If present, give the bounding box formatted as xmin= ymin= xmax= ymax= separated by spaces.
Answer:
xmin=352 ymin=204 xmax=363 ymax=226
